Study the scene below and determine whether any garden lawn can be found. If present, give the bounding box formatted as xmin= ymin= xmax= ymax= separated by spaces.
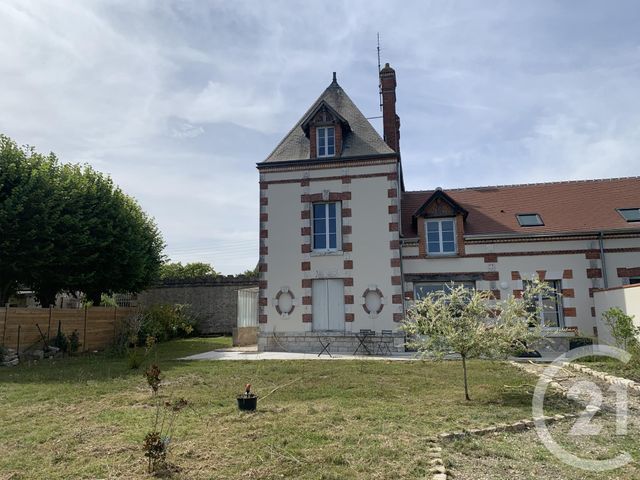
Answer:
xmin=0 ymin=338 xmax=574 ymax=479
xmin=443 ymin=411 xmax=640 ymax=480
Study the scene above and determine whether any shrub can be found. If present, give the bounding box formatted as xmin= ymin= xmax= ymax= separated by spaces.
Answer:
xmin=109 ymin=305 xmax=195 ymax=358
xmin=569 ymin=337 xmax=594 ymax=350
xmin=138 ymin=304 xmax=196 ymax=344
xmin=602 ymin=307 xmax=639 ymax=352
xmin=69 ymin=330 xmax=81 ymax=354
xmin=142 ymin=364 xmax=188 ymax=473
xmin=52 ymin=330 xmax=69 ymax=353
xmin=127 ymin=347 xmax=144 ymax=369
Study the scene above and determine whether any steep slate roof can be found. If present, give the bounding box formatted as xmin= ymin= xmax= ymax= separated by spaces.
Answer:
xmin=262 ymin=77 xmax=394 ymax=163
xmin=402 ymin=177 xmax=640 ymax=237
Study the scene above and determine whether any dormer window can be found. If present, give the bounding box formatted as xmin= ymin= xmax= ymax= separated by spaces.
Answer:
xmin=317 ymin=126 xmax=335 ymax=157
xmin=617 ymin=208 xmax=640 ymax=222
xmin=426 ymin=218 xmax=456 ymax=255
xmin=516 ymin=213 xmax=544 ymax=227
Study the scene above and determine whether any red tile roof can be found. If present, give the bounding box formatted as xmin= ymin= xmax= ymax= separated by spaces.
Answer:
xmin=401 ymin=177 xmax=640 ymax=237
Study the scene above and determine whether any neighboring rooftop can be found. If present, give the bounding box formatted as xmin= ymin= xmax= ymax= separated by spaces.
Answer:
xmin=402 ymin=177 xmax=640 ymax=237
xmin=262 ymin=75 xmax=394 ymax=163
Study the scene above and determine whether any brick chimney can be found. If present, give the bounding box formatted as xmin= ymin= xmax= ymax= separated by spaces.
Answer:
xmin=380 ymin=63 xmax=400 ymax=153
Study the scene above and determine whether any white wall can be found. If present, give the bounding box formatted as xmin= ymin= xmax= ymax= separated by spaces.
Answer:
xmin=260 ymin=158 xmax=401 ymax=334
xmin=401 ymin=236 xmax=640 ymax=338
xmin=594 ymin=284 xmax=640 ymax=346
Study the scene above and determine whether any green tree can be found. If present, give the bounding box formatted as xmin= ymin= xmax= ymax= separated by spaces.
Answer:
xmin=403 ymin=281 xmax=551 ymax=401
xmin=241 ymin=265 xmax=259 ymax=278
xmin=0 ymin=136 xmax=59 ymax=305
xmin=159 ymin=262 xmax=217 ymax=281
xmin=0 ymin=134 xmax=165 ymax=306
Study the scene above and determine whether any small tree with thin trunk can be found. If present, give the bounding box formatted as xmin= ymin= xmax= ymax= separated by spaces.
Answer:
xmin=403 ymin=281 xmax=552 ymax=401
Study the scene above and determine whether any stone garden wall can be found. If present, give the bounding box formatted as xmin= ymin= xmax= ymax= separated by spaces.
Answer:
xmin=137 ymin=276 xmax=258 ymax=335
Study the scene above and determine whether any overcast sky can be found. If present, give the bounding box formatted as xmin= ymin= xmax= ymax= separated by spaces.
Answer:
xmin=2 ymin=1 xmax=639 ymax=274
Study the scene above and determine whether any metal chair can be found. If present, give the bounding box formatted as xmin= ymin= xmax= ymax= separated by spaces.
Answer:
xmin=376 ymin=329 xmax=393 ymax=355
xmin=317 ymin=337 xmax=332 ymax=357
xmin=354 ymin=329 xmax=375 ymax=355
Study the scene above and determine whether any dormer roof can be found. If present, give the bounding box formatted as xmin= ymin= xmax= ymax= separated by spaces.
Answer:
xmin=299 ymin=100 xmax=350 ymax=136
xmin=413 ymin=188 xmax=469 ymax=220
xmin=262 ymin=74 xmax=394 ymax=163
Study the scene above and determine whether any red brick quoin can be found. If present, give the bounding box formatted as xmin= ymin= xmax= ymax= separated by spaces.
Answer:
xmin=618 ymin=267 xmax=640 ymax=277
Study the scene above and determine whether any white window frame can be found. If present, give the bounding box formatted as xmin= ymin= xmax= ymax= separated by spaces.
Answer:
xmin=425 ymin=218 xmax=457 ymax=256
xmin=312 ymin=202 xmax=342 ymax=252
xmin=317 ymin=126 xmax=335 ymax=158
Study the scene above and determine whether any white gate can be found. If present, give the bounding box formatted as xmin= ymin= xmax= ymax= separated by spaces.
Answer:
xmin=237 ymin=287 xmax=259 ymax=328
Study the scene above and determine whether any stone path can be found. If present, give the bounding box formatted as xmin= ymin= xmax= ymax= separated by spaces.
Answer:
xmin=514 ymin=361 xmax=640 ymax=413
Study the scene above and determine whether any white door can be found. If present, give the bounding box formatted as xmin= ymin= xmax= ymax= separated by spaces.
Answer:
xmin=312 ymin=279 xmax=345 ymax=331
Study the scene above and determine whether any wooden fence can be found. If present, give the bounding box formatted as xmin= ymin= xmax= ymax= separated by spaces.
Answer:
xmin=0 ymin=306 xmax=138 ymax=353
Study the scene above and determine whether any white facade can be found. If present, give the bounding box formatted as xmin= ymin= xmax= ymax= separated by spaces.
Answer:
xmin=402 ymin=235 xmax=640 ymax=337
xmin=258 ymin=158 xmax=402 ymax=343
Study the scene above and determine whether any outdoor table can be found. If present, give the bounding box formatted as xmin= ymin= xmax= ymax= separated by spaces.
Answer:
xmin=353 ymin=332 xmax=374 ymax=355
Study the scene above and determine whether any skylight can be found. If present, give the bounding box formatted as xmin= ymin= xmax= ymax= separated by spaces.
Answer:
xmin=617 ymin=208 xmax=640 ymax=222
xmin=516 ymin=213 xmax=544 ymax=227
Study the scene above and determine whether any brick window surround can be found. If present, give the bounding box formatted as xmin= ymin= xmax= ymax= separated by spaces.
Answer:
xmin=417 ymin=213 xmax=465 ymax=257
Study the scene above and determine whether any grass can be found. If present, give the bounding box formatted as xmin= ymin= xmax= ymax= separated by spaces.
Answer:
xmin=0 ymin=337 xmax=576 ymax=479
xmin=443 ymin=412 xmax=640 ymax=479
xmin=578 ymin=357 xmax=640 ymax=382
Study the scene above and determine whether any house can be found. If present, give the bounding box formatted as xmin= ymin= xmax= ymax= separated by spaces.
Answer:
xmin=256 ymin=64 xmax=640 ymax=353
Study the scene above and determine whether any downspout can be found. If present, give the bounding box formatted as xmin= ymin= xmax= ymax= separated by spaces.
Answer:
xmin=599 ymin=231 xmax=608 ymax=288
xmin=397 ymin=161 xmax=406 ymax=319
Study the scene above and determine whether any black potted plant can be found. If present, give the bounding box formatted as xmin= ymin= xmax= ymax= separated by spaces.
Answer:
xmin=237 ymin=383 xmax=257 ymax=411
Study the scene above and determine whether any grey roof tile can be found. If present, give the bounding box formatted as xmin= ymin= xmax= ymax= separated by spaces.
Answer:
xmin=262 ymin=79 xmax=394 ymax=163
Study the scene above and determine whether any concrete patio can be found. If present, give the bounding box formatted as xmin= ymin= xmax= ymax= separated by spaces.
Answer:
xmin=180 ymin=345 xmax=564 ymax=362
xmin=180 ymin=345 xmax=417 ymax=361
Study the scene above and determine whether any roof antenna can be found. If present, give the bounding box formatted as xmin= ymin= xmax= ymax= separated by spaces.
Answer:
xmin=377 ymin=32 xmax=382 ymax=112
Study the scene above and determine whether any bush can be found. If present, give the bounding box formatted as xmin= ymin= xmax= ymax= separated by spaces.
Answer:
xmin=108 ymin=305 xmax=196 ymax=358
xmin=127 ymin=347 xmax=144 ymax=369
xmin=602 ymin=307 xmax=639 ymax=352
xmin=69 ymin=330 xmax=81 ymax=354
xmin=138 ymin=304 xmax=196 ymax=344
xmin=569 ymin=337 xmax=594 ymax=350
xmin=53 ymin=330 xmax=69 ymax=353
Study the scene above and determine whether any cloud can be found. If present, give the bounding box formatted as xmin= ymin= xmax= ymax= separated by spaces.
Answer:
xmin=1 ymin=1 xmax=639 ymax=273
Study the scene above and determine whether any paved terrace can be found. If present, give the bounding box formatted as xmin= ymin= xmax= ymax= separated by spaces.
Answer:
xmin=181 ymin=345 xmax=563 ymax=362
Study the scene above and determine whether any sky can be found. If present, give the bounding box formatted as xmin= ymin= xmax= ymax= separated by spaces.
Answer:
xmin=1 ymin=1 xmax=639 ymax=274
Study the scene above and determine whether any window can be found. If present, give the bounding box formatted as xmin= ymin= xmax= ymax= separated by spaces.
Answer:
xmin=523 ymin=279 xmax=563 ymax=328
xmin=426 ymin=218 xmax=456 ymax=255
xmin=313 ymin=202 xmax=341 ymax=251
xmin=516 ymin=213 xmax=544 ymax=227
xmin=317 ymin=126 xmax=335 ymax=157
xmin=629 ymin=277 xmax=640 ymax=285
xmin=617 ymin=208 xmax=640 ymax=222
xmin=414 ymin=281 xmax=475 ymax=301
